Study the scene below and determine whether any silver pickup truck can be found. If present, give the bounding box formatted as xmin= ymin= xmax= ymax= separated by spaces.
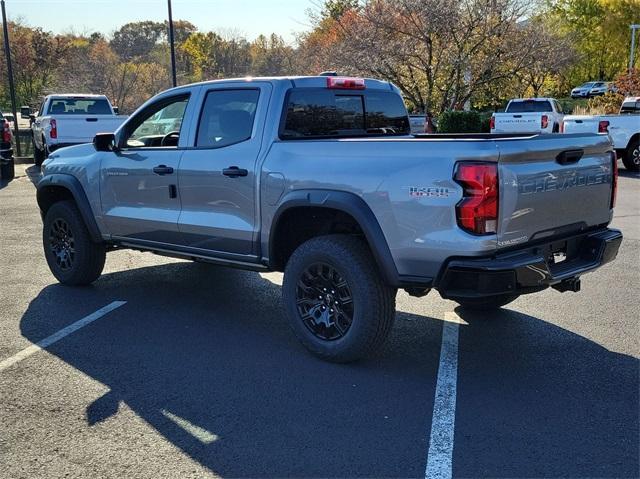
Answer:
xmin=37 ymin=76 xmax=622 ymax=362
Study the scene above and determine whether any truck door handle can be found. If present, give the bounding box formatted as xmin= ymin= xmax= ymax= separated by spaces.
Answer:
xmin=153 ymin=165 xmax=174 ymax=175
xmin=222 ymin=166 xmax=248 ymax=177
xmin=556 ymin=149 xmax=583 ymax=165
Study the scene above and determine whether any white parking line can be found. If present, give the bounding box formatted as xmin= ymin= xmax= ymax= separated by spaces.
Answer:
xmin=425 ymin=311 xmax=465 ymax=479
xmin=161 ymin=409 xmax=219 ymax=444
xmin=0 ymin=301 xmax=126 ymax=372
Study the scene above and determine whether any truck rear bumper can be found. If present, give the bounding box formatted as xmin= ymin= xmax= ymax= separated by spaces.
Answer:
xmin=437 ymin=228 xmax=622 ymax=299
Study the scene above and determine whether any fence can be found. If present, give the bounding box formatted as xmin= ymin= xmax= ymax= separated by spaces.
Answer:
xmin=15 ymin=129 xmax=33 ymax=159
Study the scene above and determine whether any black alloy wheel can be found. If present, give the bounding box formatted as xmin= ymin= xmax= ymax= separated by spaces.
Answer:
xmin=49 ymin=217 xmax=75 ymax=271
xmin=296 ymin=262 xmax=354 ymax=341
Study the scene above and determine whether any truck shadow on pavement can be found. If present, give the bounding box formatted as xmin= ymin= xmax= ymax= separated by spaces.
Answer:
xmin=19 ymin=262 xmax=639 ymax=478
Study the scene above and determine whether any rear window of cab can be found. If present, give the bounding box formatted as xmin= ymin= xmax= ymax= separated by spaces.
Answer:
xmin=280 ymin=88 xmax=410 ymax=139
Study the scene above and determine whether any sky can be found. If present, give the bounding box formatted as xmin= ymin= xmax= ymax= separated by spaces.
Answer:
xmin=7 ymin=0 xmax=315 ymax=43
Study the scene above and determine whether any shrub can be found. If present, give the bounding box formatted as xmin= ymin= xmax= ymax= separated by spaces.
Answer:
xmin=573 ymin=92 xmax=624 ymax=115
xmin=557 ymin=98 xmax=589 ymax=114
xmin=437 ymin=110 xmax=483 ymax=133
xmin=614 ymin=68 xmax=640 ymax=96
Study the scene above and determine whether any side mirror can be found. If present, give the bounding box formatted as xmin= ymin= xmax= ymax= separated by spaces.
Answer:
xmin=93 ymin=133 xmax=117 ymax=152
xmin=20 ymin=106 xmax=31 ymax=119
xmin=112 ymin=106 xmax=119 ymax=115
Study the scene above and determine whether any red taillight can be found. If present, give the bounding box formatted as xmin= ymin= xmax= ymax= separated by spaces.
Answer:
xmin=454 ymin=162 xmax=499 ymax=235
xmin=559 ymin=121 xmax=564 ymax=133
xmin=598 ymin=120 xmax=609 ymax=133
xmin=326 ymin=76 xmax=365 ymax=90
xmin=2 ymin=120 xmax=11 ymax=142
xmin=50 ymin=119 xmax=58 ymax=139
xmin=489 ymin=115 xmax=495 ymax=130
xmin=611 ymin=151 xmax=618 ymax=208
xmin=541 ymin=115 xmax=548 ymax=129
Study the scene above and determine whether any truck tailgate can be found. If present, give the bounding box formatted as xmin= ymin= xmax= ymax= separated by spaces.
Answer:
xmin=496 ymin=133 xmax=614 ymax=248
xmin=562 ymin=115 xmax=599 ymax=134
xmin=53 ymin=115 xmax=126 ymax=142
xmin=494 ymin=113 xmax=540 ymax=133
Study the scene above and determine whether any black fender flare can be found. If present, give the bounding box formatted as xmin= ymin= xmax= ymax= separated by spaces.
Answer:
xmin=36 ymin=174 xmax=103 ymax=243
xmin=269 ymin=189 xmax=400 ymax=286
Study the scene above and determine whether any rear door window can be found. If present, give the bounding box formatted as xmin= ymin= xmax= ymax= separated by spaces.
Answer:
xmin=281 ymin=88 xmax=409 ymax=139
xmin=196 ymin=89 xmax=260 ymax=148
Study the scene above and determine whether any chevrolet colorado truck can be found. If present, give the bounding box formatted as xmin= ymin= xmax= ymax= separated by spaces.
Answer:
xmin=562 ymin=96 xmax=640 ymax=172
xmin=37 ymin=76 xmax=622 ymax=362
xmin=31 ymin=94 xmax=127 ymax=167
xmin=491 ymin=98 xmax=564 ymax=134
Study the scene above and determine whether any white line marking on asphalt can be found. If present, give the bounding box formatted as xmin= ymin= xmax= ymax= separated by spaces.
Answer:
xmin=425 ymin=311 xmax=464 ymax=479
xmin=162 ymin=409 xmax=219 ymax=444
xmin=0 ymin=301 xmax=127 ymax=373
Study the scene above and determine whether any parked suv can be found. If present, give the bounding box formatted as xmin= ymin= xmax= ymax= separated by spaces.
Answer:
xmin=37 ymin=76 xmax=622 ymax=362
xmin=571 ymin=81 xmax=611 ymax=98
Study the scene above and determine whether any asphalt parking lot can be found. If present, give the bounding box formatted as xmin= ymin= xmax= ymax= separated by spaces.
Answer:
xmin=1 ymin=163 xmax=638 ymax=478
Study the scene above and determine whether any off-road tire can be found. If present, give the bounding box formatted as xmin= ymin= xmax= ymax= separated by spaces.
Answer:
xmin=43 ymin=200 xmax=106 ymax=285
xmin=33 ymin=137 xmax=45 ymax=167
xmin=452 ymin=293 xmax=519 ymax=310
xmin=282 ymin=235 xmax=396 ymax=363
xmin=622 ymin=139 xmax=640 ymax=172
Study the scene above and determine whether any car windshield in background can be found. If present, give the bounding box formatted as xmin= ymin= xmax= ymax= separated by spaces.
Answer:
xmin=580 ymin=82 xmax=596 ymax=88
xmin=506 ymin=100 xmax=553 ymax=113
xmin=281 ymin=88 xmax=409 ymax=139
xmin=47 ymin=99 xmax=112 ymax=115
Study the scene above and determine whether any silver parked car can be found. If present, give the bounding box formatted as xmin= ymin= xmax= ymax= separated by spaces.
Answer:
xmin=571 ymin=81 xmax=612 ymax=98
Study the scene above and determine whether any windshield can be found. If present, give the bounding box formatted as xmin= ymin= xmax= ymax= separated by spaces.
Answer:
xmin=506 ymin=100 xmax=553 ymax=113
xmin=47 ymin=98 xmax=112 ymax=115
xmin=580 ymin=83 xmax=596 ymax=88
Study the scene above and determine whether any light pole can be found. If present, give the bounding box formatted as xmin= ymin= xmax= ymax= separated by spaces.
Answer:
xmin=167 ymin=0 xmax=177 ymax=87
xmin=1 ymin=0 xmax=21 ymax=157
xmin=630 ymin=24 xmax=640 ymax=71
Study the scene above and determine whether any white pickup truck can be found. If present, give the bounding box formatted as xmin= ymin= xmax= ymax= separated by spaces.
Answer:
xmin=562 ymin=96 xmax=640 ymax=171
xmin=31 ymin=94 xmax=127 ymax=166
xmin=490 ymin=98 xmax=564 ymax=134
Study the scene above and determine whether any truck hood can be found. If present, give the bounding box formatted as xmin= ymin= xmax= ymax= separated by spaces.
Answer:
xmin=42 ymin=143 xmax=98 ymax=175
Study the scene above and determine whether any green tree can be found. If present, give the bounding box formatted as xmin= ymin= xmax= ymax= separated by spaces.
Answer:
xmin=546 ymin=0 xmax=640 ymax=83
xmin=249 ymin=34 xmax=296 ymax=76
xmin=110 ymin=21 xmax=165 ymax=60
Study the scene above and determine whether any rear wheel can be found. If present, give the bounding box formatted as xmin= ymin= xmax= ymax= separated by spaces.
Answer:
xmin=622 ymin=139 xmax=640 ymax=172
xmin=452 ymin=294 xmax=519 ymax=311
xmin=33 ymin=137 xmax=45 ymax=167
xmin=282 ymin=235 xmax=396 ymax=363
xmin=43 ymin=201 xmax=106 ymax=285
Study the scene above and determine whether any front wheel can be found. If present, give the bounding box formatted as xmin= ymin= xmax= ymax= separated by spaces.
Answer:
xmin=282 ymin=235 xmax=396 ymax=363
xmin=43 ymin=201 xmax=106 ymax=285
xmin=451 ymin=294 xmax=519 ymax=311
xmin=622 ymin=139 xmax=640 ymax=172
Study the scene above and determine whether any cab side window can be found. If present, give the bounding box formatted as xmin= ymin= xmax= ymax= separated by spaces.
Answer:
xmin=123 ymin=95 xmax=189 ymax=148
xmin=196 ymin=89 xmax=260 ymax=148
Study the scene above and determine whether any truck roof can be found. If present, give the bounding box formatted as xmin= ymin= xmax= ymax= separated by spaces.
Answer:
xmin=508 ymin=98 xmax=556 ymax=102
xmin=169 ymin=76 xmax=397 ymax=92
xmin=45 ymin=94 xmax=109 ymax=99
